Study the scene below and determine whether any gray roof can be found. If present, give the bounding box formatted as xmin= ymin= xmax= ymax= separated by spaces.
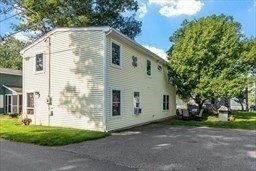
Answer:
xmin=0 ymin=68 xmax=22 ymax=76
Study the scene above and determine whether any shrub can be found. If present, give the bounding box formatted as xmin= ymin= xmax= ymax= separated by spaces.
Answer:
xmin=9 ymin=113 xmax=19 ymax=118
xmin=22 ymin=118 xmax=32 ymax=125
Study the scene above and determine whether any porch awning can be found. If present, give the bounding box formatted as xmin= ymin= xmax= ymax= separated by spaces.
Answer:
xmin=2 ymin=85 xmax=22 ymax=94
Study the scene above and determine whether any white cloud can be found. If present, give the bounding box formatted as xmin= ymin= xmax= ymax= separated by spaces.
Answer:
xmin=148 ymin=0 xmax=204 ymax=17
xmin=143 ymin=45 xmax=168 ymax=61
xmin=248 ymin=0 xmax=256 ymax=12
xmin=137 ymin=1 xmax=148 ymax=18
xmin=14 ymin=32 xmax=29 ymax=42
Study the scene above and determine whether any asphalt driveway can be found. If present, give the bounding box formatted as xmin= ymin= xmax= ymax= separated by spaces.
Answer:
xmin=1 ymin=123 xmax=256 ymax=171
xmin=60 ymin=124 xmax=256 ymax=171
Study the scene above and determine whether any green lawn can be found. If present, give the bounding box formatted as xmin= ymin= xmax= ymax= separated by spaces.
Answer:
xmin=169 ymin=111 xmax=256 ymax=130
xmin=0 ymin=115 xmax=109 ymax=146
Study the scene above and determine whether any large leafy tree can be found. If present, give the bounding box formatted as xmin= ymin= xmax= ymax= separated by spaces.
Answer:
xmin=168 ymin=14 xmax=251 ymax=110
xmin=0 ymin=37 xmax=27 ymax=70
xmin=1 ymin=0 xmax=141 ymax=40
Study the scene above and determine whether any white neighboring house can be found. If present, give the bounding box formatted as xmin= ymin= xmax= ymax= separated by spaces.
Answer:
xmin=20 ymin=27 xmax=176 ymax=131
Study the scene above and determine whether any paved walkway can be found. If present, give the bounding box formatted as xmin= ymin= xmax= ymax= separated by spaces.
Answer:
xmin=1 ymin=124 xmax=256 ymax=171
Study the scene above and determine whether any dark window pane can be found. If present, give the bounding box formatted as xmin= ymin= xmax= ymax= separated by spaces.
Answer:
xmin=112 ymin=103 xmax=120 ymax=116
xmin=112 ymin=90 xmax=121 ymax=116
xmin=112 ymin=90 xmax=120 ymax=103
xmin=112 ymin=43 xmax=120 ymax=66
xmin=36 ymin=53 xmax=44 ymax=71
xmin=27 ymin=109 xmax=34 ymax=115
xmin=19 ymin=95 xmax=22 ymax=105
xmin=27 ymin=93 xmax=34 ymax=107
xmin=147 ymin=60 xmax=151 ymax=76
xmin=13 ymin=95 xmax=17 ymax=105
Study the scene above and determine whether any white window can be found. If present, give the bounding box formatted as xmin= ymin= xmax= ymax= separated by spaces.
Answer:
xmin=133 ymin=91 xmax=142 ymax=114
xmin=35 ymin=53 xmax=44 ymax=72
xmin=111 ymin=41 xmax=121 ymax=67
xmin=163 ymin=95 xmax=169 ymax=111
xmin=133 ymin=91 xmax=140 ymax=108
xmin=112 ymin=89 xmax=121 ymax=116
xmin=27 ymin=93 xmax=34 ymax=115
xmin=147 ymin=59 xmax=151 ymax=76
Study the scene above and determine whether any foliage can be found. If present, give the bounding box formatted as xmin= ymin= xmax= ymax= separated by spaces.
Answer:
xmin=168 ymin=14 xmax=252 ymax=109
xmin=169 ymin=111 xmax=256 ymax=130
xmin=1 ymin=0 xmax=142 ymax=40
xmin=0 ymin=37 xmax=27 ymax=70
xmin=241 ymin=38 xmax=256 ymax=73
xmin=21 ymin=118 xmax=32 ymax=125
xmin=0 ymin=115 xmax=109 ymax=146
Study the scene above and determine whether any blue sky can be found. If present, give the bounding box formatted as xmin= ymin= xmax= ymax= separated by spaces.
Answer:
xmin=0 ymin=0 xmax=255 ymax=60
xmin=136 ymin=0 xmax=256 ymax=59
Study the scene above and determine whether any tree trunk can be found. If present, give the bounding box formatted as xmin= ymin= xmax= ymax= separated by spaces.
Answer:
xmin=194 ymin=95 xmax=205 ymax=113
xmin=239 ymin=102 xmax=244 ymax=111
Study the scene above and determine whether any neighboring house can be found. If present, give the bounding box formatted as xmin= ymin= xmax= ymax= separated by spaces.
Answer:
xmin=0 ymin=68 xmax=22 ymax=114
xmin=20 ymin=27 xmax=176 ymax=131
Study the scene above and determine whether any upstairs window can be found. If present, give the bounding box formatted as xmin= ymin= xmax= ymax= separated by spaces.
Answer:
xmin=35 ymin=53 xmax=44 ymax=72
xmin=147 ymin=59 xmax=151 ymax=76
xmin=112 ymin=42 xmax=121 ymax=67
xmin=163 ymin=95 xmax=169 ymax=111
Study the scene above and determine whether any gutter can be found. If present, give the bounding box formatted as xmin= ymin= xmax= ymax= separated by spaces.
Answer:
xmin=102 ymin=28 xmax=111 ymax=132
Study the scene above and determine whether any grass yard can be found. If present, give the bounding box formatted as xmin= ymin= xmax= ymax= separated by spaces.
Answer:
xmin=0 ymin=115 xmax=109 ymax=146
xmin=169 ymin=111 xmax=256 ymax=130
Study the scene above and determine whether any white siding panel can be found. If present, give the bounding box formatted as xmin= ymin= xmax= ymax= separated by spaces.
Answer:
xmin=106 ymin=36 xmax=176 ymax=131
xmin=23 ymin=30 xmax=104 ymax=131
xmin=22 ymin=40 xmax=49 ymax=125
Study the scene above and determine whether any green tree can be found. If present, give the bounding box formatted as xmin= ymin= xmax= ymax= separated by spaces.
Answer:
xmin=0 ymin=37 xmax=27 ymax=70
xmin=241 ymin=38 xmax=256 ymax=73
xmin=1 ymin=0 xmax=141 ymax=40
xmin=168 ymin=14 xmax=249 ymax=110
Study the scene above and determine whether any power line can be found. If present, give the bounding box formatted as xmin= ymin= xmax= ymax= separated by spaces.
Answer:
xmin=0 ymin=11 xmax=23 ymax=22
xmin=0 ymin=1 xmax=44 ymax=23
xmin=0 ymin=2 xmax=93 ymax=40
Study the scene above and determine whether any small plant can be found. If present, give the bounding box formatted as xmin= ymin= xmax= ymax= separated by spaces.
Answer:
xmin=229 ymin=115 xmax=235 ymax=122
xmin=9 ymin=113 xmax=19 ymax=118
xmin=22 ymin=118 xmax=32 ymax=125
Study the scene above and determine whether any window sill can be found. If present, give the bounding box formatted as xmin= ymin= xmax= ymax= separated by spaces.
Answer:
xmin=110 ymin=64 xmax=122 ymax=70
xmin=35 ymin=70 xmax=45 ymax=75
xmin=146 ymin=75 xmax=152 ymax=79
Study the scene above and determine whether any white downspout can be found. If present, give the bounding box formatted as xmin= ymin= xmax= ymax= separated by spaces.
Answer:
xmin=102 ymin=28 xmax=112 ymax=132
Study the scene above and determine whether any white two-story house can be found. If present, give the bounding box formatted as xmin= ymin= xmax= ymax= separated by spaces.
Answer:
xmin=20 ymin=27 xmax=176 ymax=131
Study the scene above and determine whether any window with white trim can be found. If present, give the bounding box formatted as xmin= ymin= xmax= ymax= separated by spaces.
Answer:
xmin=147 ymin=59 xmax=151 ymax=76
xmin=112 ymin=42 xmax=121 ymax=66
xmin=133 ymin=91 xmax=142 ymax=114
xmin=112 ymin=90 xmax=121 ymax=116
xmin=35 ymin=53 xmax=44 ymax=72
xmin=133 ymin=91 xmax=140 ymax=108
xmin=163 ymin=95 xmax=169 ymax=110
xmin=27 ymin=93 xmax=34 ymax=114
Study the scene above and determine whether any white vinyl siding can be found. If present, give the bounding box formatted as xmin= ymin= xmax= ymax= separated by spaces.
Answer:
xmin=22 ymin=30 xmax=105 ymax=131
xmin=105 ymin=36 xmax=176 ymax=131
